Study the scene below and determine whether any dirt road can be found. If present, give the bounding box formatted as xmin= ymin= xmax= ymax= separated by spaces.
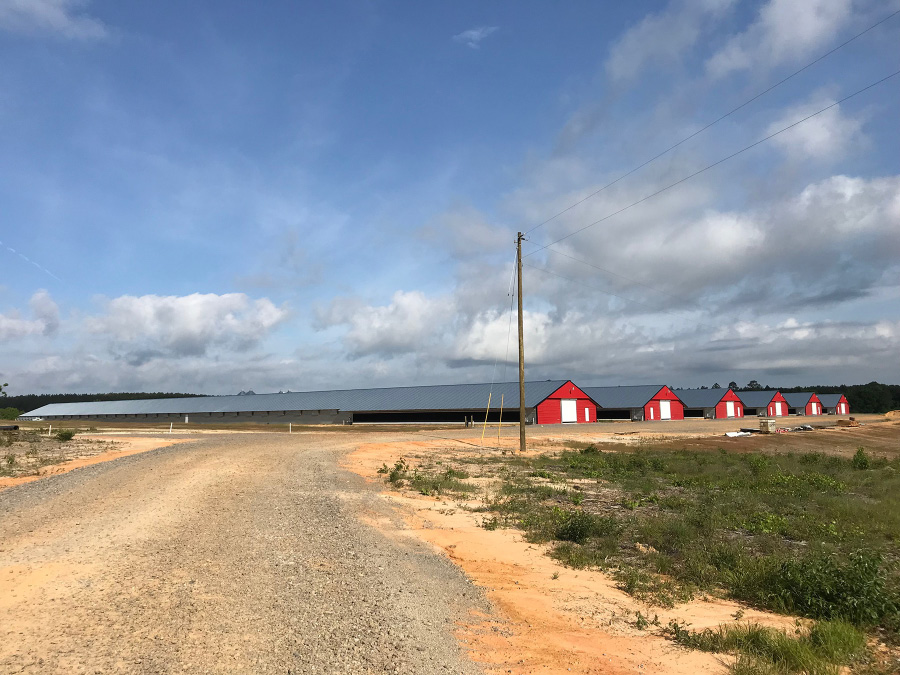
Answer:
xmin=0 ymin=433 xmax=484 ymax=674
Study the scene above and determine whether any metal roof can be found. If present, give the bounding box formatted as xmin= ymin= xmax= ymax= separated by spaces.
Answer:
xmin=582 ymin=385 xmax=666 ymax=409
xmin=735 ymin=391 xmax=780 ymax=407
xmin=21 ymin=380 xmax=573 ymax=418
xmin=782 ymin=392 xmax=816 ymax=408
xmin=816 ymin=393 xmax=845 ymax=407
xmin=675 ymin=388 xmax=730 ymax=408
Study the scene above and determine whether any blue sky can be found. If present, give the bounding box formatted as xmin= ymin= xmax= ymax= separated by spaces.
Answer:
xmin=1 ymin=0 xmax=899 ymax=395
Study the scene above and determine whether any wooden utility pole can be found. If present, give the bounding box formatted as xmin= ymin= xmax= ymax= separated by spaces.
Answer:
xmin=516 ymin=232 xmax=526 ymax=453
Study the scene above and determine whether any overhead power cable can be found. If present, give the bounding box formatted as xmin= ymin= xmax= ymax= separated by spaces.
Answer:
xmin=523 ymin=8 xmax=900 ymax=237
xmin=522 ymin=262 xmax=685 ymax=316
xmin=524 ymin=68 xmax=900 ymax=257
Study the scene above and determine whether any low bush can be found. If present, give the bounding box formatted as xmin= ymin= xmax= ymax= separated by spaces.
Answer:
xmin=851 ymin=447 xmax=871 ymax=471
xmin=727 ymin=551 xmax=898 ymax=627
xmin=55 ymin=430 xmax=76 ymax=442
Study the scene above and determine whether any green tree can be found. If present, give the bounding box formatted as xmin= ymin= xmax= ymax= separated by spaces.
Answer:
xmin=712 ymin=383 xmax=721 ymax=389
xmin=728 ymin=381 xmax=738 ymax=390
xmin=746 ymin=380 xmax=763 ymax=390
xmin=0 ymin=382 xmax=7 ymax=397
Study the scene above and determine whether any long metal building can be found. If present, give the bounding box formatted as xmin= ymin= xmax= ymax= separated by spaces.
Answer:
xmin=20 ymin=380 xmax=600 ymax=426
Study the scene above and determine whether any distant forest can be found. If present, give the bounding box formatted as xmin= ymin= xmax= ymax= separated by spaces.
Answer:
xmin=2 ymin=392 xmax=203 ymax=418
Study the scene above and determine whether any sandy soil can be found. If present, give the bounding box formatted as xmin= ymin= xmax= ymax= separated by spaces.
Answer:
xmin=343 ymin=418 xmax=897 ymax=674
xmin=344 ymin=440 xmax=783 ymax=674
xmin=0 ymin=435 xmax=190 ymax=491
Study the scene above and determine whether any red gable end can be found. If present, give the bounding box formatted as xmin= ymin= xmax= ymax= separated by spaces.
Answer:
xmin=535 ymin=381 xmax=597 ymax=424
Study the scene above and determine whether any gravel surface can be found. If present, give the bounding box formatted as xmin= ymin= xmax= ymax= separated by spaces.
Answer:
xmin=0 ymin=433 xmax=486 ymax=674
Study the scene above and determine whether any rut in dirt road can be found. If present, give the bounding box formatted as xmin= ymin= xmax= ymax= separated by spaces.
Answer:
xmin=0 ymin=433 xmax=486 ymax=674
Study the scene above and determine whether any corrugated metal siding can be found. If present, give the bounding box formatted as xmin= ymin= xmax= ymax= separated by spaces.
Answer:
xmin=22 ymin=380 xmax=571 ymax=418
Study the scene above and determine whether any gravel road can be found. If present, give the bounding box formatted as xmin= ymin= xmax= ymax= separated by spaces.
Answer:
xmin=0 ymin=433 xmax=486 ymax=674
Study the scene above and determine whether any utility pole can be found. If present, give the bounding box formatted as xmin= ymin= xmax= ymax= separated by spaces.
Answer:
xmin=516 ymin=232 xmax=526 ymax=453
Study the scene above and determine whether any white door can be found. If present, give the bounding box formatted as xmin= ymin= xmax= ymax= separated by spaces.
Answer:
xmin=726 ymin=401 xmax=735 ymax=417
xmin=840 ymin=403 xmax=846 ymax=414
xmin=659 ymin=400 xmax=671 ymax=420
xmin=561 ymin=399 xmax=577 ymax=423
xmin=584 ymin=407 xmax=590 ymax=422
xmin=649 ymin=407 xmax=654 ymax=420
xmin=774 ymin=402 xmax=783 ymax=416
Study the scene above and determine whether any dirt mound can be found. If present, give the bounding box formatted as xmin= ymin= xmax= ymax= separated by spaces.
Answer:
xmin=884 ymin=410 xmax=900 ymax=419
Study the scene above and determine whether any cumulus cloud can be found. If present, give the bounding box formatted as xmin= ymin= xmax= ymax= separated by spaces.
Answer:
xmin=0 ymin=290 xmax=59 ymax=340
xmin=317 ymin=290 xmax=451 ymax=358
xmin=452 ymin=25 xmax=498 ymax=49
xmin=85 ymin=293 xmax=288 ymax=363
xmin=766 ymin=96 xmax=864 ymax=161
xmin=0 ymin=0 xmax=107 ymax=39
xmin=706 ymin=0 xmax=853 ymax=78
xmin=605 ymin=0 xmax=735 ymax=81
xmin=528 ymin=173 xmax=900 ymax=310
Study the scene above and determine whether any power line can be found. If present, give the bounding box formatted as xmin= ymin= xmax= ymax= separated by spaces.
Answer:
xmin=522 ymin=262 xmax=685 ymax=316
xmin=525 ymin=68 xmax=900 ymax=257
xmin=523 ymin=8 xmax=900 ymax=237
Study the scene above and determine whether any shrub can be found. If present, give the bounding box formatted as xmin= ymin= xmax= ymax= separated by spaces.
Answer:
xmin=728 ymin=551 xmax=897 ymax=627
xmin=851 ymin=447 xmax=870 ymax=471
xmin=555 ymin=510 xmax=620 ymax=544
xmin=55 ymin=430 xmax=76 ymax=442
xmin=0 ymin=407 xmax=21 ymax=420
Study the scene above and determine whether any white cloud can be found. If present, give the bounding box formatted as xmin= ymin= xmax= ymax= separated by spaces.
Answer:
xmin=0 ymin=290 xmax=59 ymax=340
xmin=525 ymin=172 xmax=900 ymax=309
xmin=452 ymin=25 xmax=498 ymax=49
xmin=317 ymin=290 xmax=451 ymax=358
xmin=706 ymin=0 xmax=854 ymax=78
xmin=85 ymin=293 xmax=288 ymax=362
xmin=0 ymin=0 xmax=107 ymax=39
xmin=606 ymin=0 xmax=735 ymax=81
xmin=767 ymin=96 xmax=864 ymax=161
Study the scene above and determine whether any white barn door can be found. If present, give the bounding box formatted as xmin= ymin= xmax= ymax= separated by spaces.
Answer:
xmin=659 ymin=400 xmax=671 ymax=420
xmin=774 ymin=401 xmax=783 ymax=416
xmin=561 ymin=399 xmax=577 ymax=423
xmin=725 ymin=401 xmax=734 ymax=417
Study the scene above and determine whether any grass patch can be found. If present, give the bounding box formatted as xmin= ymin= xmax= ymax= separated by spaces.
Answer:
xmin=469 ymin=444 xmax=900 ymax=634
xmin=378 ymin=458 xmax=476 ymax=496
xmin=667 ymin=619 xmax=866 ymax=674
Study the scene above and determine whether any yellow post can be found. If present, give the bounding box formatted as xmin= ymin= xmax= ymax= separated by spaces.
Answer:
xmin=481 ymin=392 xmax=492 ymax=446
xmin=497 ymin=394 xmax=504 ymax=449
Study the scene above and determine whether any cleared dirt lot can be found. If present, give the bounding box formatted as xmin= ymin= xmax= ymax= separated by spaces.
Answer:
xmin=1 ymin=416 xmax=895 ymax=674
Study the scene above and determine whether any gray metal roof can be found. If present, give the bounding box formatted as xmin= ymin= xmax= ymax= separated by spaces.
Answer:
xmin=675 ymin=388 xmax=731 ymax=408
xmin=783 ymin=392 xmax=816 ymax=408
xmin=22 ymin=380 xmax=574 ymax=418
xmin=816 ymin=393 xmax=846 ymax=407
xmin=736 ymin=391 xmax=780 ymax=407
xmin=582 ymin=385 xmax=668 ymax=409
